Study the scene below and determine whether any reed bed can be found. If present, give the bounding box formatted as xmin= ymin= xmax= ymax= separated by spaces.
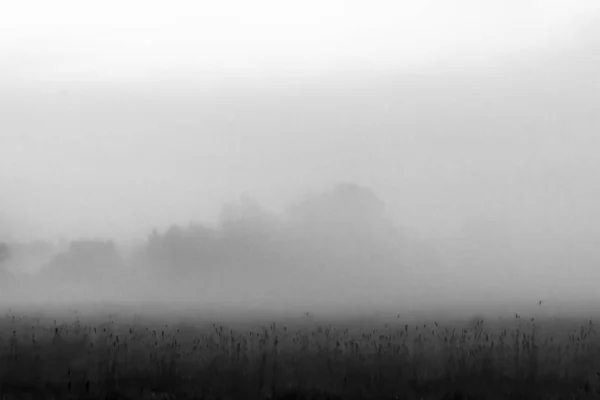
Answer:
xmin=0 ymin=308 xmax=598 ymax=399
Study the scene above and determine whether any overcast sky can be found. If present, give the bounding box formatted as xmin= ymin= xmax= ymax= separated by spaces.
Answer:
xmin=2 ymin=0 xmax=598 ymax=80
xmin=1 ymin=0 xmax=599 ymax=246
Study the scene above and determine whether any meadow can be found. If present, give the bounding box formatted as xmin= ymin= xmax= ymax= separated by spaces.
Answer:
xmin=0 ymin=302 xmax=599 ymax=400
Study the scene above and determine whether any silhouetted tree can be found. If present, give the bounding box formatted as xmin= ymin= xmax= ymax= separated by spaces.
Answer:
xmin=142 ymin=223 xmax=221 ymax=281
xmin=0 ymin=242 xmax=8 ymax=264
xmin=41 ymin=239 xmax=122 ymax=285
xmin=0 ymin=242 xmax=13 ymax=294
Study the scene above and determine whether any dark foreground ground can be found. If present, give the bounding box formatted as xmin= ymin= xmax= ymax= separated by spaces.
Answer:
xmin=0 ymin=302 xmax=599 ymax=399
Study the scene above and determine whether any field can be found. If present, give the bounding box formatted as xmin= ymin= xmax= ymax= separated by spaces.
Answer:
xmin=0 ymin=301 xmax=599 ymax=400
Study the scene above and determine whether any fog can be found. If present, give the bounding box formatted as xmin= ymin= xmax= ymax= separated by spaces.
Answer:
xmin=1 ymin=2 xmax=599 ymax=319
xmin=2 ymin=181 xmax=599 ymax=319
xmin=0 ymin=184 xmax=437 ymax=313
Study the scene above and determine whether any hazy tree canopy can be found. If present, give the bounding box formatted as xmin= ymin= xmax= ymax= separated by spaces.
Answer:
xmin=141 ymin=183 xmax=401 ymax=276
xmin=0 ymin=183 xmax=446 ymax=307
xmin=0 ymin=240 xmax=56 ymax=275
xmin=124 ymin=183 xmax=444 ymax=309
xmin=0 ymin=242 xmax=9 ymax=264
xmin=143 ymin=223 xmax=221 ymax=279
xmin=0 ymin=242 xmax=15 ymax=294
xmin=219 ymin=195 xmax=278 ymax=239
xmin=285 ymin=183 xmax=386 ymax=228
xmin=281 ymin=183 xmax=400 ymax=267
xmin=41 ymin=239 xmax=122 ymax=284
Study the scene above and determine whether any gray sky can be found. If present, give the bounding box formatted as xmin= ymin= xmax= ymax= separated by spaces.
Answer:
xmin=1 ymin=0 xmax=599 ymax=246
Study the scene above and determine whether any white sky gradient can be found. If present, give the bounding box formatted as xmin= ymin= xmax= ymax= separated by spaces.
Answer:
xmin=0 ymin=0 xmax=599 ymax=244
xmin=1 ymin=0 xmax=599 ymax=81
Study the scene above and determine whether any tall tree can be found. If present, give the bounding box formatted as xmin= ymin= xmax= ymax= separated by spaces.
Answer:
xmin=0 ymin=242 xmax=8 ymax=264
xmin=0 ymin=242 xmax=12 ymax=295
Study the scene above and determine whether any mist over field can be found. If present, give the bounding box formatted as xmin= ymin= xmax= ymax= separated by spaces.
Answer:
xmin=0 ymin=184 xmax=435 ymax=315
xmin=1 ymin=178 xmax=599 ymax=321
xmin=1 ymin=1 xmax=600 ymax=322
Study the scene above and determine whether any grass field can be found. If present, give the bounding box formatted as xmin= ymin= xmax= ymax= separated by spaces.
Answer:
xmin=0 ymin=301 xmax=599 ymax=399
